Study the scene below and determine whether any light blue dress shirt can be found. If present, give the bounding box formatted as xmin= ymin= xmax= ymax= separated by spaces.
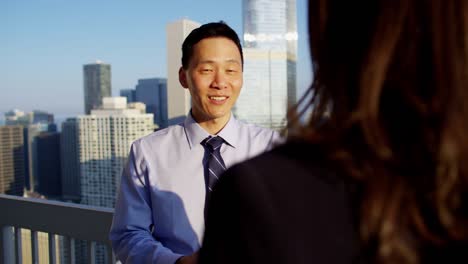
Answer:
xmin=110 ymin=113 xmax=281 ymax=264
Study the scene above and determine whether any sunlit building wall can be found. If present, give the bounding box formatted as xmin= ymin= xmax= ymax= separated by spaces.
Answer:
xmin=78 ymin=97 xmax=154 ymax=208
xmin=77 ymin=97 xmax=154 ymax=263
xmin=166 ymin=19 xmax=200 ymax=124
xmin=0 ymin=125 xmax=25 ymax=196
xmin=235 ymin=49 xmax=289 ymax=129
xmin=20 ymin=230 xmax=61 ymax=264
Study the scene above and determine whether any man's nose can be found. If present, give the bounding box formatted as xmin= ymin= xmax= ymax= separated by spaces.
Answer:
xmin=211 ymin=71 xmax=227 ymax=89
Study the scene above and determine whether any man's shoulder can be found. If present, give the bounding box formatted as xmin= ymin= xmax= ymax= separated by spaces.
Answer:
xmin=236 ymin=119 xmax=278 ymax=136
xmin=235 ymin=119 xmax=282 ymax=143
xmin=134 ymin=123 xmax=186 ymax=147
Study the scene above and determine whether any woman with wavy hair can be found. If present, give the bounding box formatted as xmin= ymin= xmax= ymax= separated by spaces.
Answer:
xmin=199 ymin=0 xmax=468 ymax=263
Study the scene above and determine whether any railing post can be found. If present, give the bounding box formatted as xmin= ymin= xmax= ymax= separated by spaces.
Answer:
xmin=1 ymin=226 xmax=15 ymax=264
xmin=68 ymin=238 xmax=75 ymax=264
xmin=87 ymin=241 xmax=96 ymax=264
xmin=15 ymin=227 xmax=23 ymax=264
xmin=48 ymin=233 xmax=57 ymax=264
xmin=31 ymin=230 xmax=39 ymax=264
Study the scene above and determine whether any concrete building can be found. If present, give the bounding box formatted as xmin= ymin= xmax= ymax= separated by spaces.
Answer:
xmin=166 ymin=19 xmax=200 ymax=124
xmin=83 ymin=61 xmax=112 ymax=114
xmin=0 ymin=125 xmax=25 ymax=196
xmin=235 ymin=0 xmax=298 ymax=130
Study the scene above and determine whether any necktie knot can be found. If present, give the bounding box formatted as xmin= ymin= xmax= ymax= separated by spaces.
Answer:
xmin=203 ymin=136 xmax=224 ymax=152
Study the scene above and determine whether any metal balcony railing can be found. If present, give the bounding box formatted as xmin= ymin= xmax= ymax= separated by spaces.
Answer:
xmin=0 ymin=194 xmax=115 ymax=264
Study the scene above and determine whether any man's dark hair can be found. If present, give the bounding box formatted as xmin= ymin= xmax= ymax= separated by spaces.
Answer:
xmin=181 ymin=21 xmax=243 ymax=69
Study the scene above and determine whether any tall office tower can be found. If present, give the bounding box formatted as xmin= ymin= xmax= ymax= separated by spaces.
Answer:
xmin=0 ymin=125 xmax=25 ymax=196
xmin=23 ymin=123 xmax=50 ymax=192
xmin=77 ymin=97 xmax=153 ymax=263
xmin=36 ymin=132 xmax=62 ymax=198
xmin=83 ymin=61 xmax=112 ymax=114
xmin=59 ymin=123 xmax=82 ymax=264
xmin=166 ymin=19 xmax=200 ymax=124
xmin=235 ymin=0 xmax=298 ymax=130
xmin=135 ymin=78 xmax=168 ymax=128
xmin=119 ymin=88 xmax=136 ymax=103
xmin=60 ymin=118 xmax=80 ymax=202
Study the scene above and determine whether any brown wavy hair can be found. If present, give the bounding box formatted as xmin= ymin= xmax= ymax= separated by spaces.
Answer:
xmin=289 ymin=0 xmax=468 ymax=262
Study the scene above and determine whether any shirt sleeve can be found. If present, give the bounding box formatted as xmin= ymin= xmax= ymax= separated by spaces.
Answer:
xmin=109 ymin=142 xmax=183 ymax=264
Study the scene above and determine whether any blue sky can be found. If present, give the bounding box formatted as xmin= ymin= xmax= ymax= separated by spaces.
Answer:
xmin=0 ymin=0 xmax=311 ymax=118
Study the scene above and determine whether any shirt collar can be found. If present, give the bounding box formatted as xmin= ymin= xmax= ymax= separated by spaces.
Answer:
xmin=184 ymin=112 xmax=239 ymax=149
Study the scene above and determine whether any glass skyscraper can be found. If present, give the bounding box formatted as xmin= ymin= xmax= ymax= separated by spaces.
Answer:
xmin=235 ymin=0 xmax=297 ymax=130
xmin=83 ymin=61 xmax=112 ymax=115
xmin=135 ymin=78 xmax=168 ymax=128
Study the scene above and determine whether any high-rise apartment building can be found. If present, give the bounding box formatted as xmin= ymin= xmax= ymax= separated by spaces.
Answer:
xmin=83 ymin=61 xmax=112 ymax=115
xmin=166 ymin=19 xmax=200 ymax=124
xmin=0 ymin=125 xmax=25 ymax=196
xmin=235 ymin=0 xmax=297 ymax=130
xmin=78 ymin=97 xmax=154 ymax=208
xmin=135 ymin=78 xmax=168 ymax=128
xmin=77 ymin=97 xmax=153 ymax=263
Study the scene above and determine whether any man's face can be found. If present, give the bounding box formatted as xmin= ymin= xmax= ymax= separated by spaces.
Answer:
xmin=179 ymin=37 xmax=243 ymax=124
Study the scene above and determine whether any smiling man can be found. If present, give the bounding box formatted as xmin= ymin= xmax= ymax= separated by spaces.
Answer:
xmin=110 ymin=22 xmax=280 ymax=264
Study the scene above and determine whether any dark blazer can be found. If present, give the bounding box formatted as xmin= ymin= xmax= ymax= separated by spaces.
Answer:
xmin=199 ymin=141 xmax=468 ymax=264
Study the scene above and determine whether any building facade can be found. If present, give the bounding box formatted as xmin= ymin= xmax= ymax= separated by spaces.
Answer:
xmin=77 ymin=97 xmax=154 ymax=208
xmin=135 ymin=78 xmax=168 ymax=128
xmin=119 ymin=89 xmax=136 ymax=103
xmin=0 ymin=125 xmax=25 ymax=196
xmin=166 ymin=19 xmax=200 ymax=124
xmin=83 ymin=61 xmax=112 ymax=115
xmin=77 ymin=97 xmax=154 ymax=263
xmin=60 ymin=118 xmax=81 ymax=202
xmin=235 ymin=0 xmax=297 ymax=130
xmin=36 ymin=132 xmax=62 ymax=198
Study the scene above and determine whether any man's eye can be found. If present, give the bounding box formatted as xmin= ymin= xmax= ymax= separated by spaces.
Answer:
xmin=201 ymin=69 xmax=213 ymax=73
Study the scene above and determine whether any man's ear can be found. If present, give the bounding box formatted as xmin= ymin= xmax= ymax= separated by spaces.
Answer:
xmin=179 ymin=67 xmax=189 ymax=88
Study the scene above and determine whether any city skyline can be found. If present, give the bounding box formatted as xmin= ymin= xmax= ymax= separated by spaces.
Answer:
xmin=1 ymin=0 xmax=312 ymax=118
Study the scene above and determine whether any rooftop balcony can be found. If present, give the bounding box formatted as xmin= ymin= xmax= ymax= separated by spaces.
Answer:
xmin=0 ymin=194 xmax=115 ymax=264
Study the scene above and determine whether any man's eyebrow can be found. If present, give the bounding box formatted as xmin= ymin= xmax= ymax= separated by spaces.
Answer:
xmin=197 ymin=59 xmax=241 ymax=65
xmin=225 ymin=59 xmax=241 ymax=65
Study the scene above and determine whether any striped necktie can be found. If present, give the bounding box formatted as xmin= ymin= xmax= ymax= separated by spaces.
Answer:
xmin=202 ymin=136 xmax=226 ymax=194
